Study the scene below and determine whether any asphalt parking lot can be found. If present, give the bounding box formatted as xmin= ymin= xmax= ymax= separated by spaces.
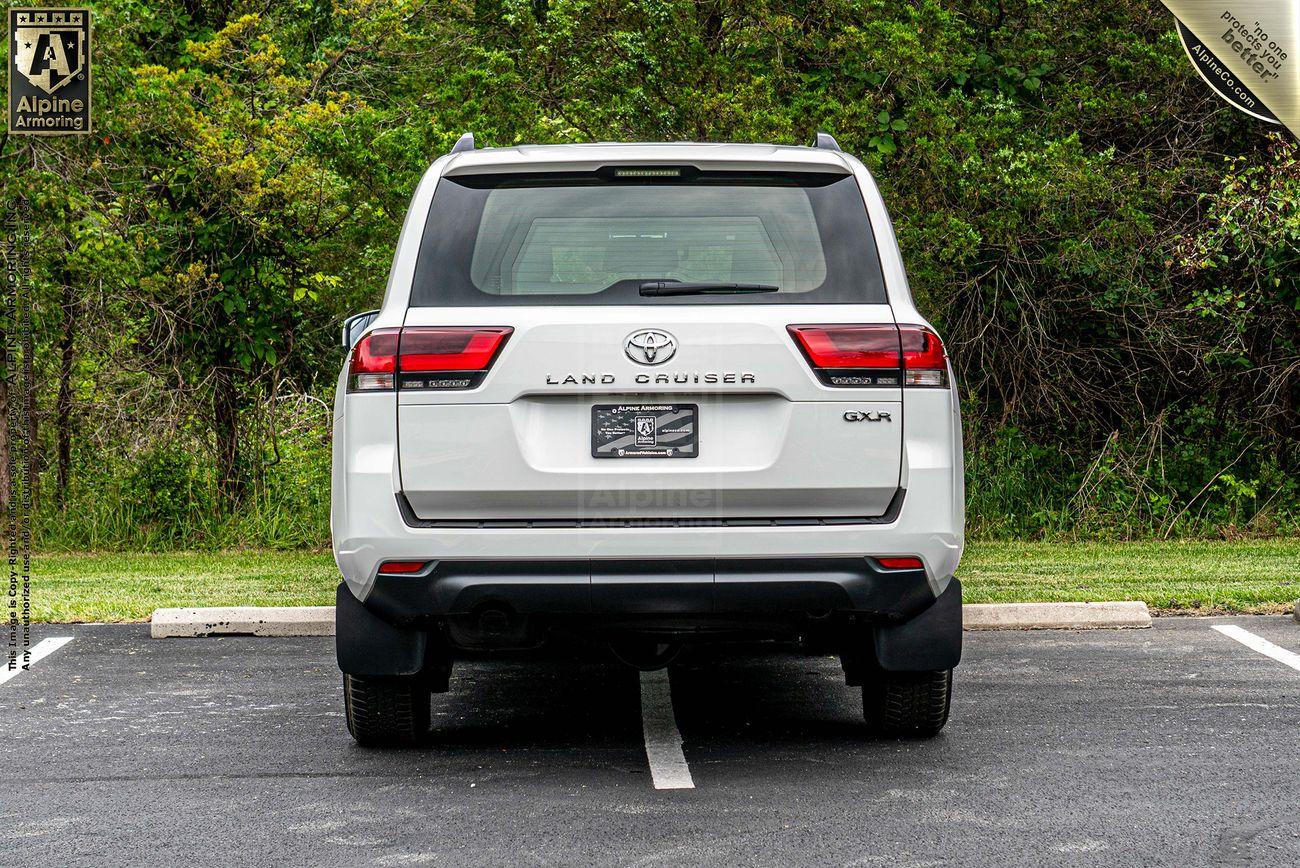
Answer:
xmin=3 ymin=617 xmax=1298 ymax=867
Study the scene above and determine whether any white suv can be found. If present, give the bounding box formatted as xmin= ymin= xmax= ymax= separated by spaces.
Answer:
xmin=332 ymin=135 xmax=965 ymax=745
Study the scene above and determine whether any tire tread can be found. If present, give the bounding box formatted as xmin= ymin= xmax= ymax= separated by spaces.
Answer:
xmin=343 ymin=674 xmax=431 ymax=746
xmin=862 ymin=669 xmax=952 ymax=738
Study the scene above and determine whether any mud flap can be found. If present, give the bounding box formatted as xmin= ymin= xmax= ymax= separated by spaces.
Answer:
xmin=841 ymin=578 xmax=963 ymax=683
xmin=873 ymin=577 xmax=963 ymax=672
xmin=335 ymin=583 xmax=451 ymax=690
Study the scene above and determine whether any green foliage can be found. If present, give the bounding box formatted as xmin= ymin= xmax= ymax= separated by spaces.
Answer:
xmin=120 ymin=447 xmax=209 ymax=533
xmin=33 ymin=412 xmax=332 ymax=552
xmin=2 ymin=0 xmax=1297 ymax=548
xmin=1179 ymin=136 xmax=1300 ymax=405
xmin=967 ymin=417 xmax=1299 ymax=541
xmin=867 ymin=111 xmax=907 ymax=156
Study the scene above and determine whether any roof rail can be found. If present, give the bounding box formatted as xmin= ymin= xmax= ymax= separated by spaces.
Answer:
xmin=812 ymin=132 xmax=841 ymax=152
xmin=450 ymin=132 xmax=476 ymax=153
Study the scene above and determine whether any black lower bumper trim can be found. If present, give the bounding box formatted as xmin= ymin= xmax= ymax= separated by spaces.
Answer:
xmin=362 ymin=556 xmax=938 ymax=626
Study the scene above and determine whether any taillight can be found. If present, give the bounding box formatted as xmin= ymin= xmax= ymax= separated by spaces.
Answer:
xmin=788 ymin=325 xmax=900 ymax=368
xmin=899 ymin=325 xmax=948 ymax=387
xmin=788 ymin=324 xmax=948 ymax=388
xmin=348 ymin=328 xmax=400 ymax=391
xmin=347 ymin=326 xmax=512 ymax=392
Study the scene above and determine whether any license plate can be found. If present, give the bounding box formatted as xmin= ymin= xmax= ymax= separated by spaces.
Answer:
xmin=592 ymin=404 xmax=698 ymax=458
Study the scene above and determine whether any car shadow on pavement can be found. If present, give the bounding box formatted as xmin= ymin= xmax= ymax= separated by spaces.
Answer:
xmin=665 ymin=646 xmax=878 ymax=746
xmin=422 ymin=657 xmax=645 ymax=750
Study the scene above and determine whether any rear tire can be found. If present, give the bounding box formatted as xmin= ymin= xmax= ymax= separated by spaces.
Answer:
xmin=862 ymin=669 xmax=952 ymax=738
xmin=343 ymin=674 xmax=432 ymax=747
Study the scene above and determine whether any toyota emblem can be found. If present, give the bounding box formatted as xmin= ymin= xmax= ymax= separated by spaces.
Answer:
xmin=624 ymin=329 xmax=677 ymax=365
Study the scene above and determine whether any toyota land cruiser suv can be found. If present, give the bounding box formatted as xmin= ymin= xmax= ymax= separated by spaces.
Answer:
xmin=332 ymin=134 xmax=964 ymax=746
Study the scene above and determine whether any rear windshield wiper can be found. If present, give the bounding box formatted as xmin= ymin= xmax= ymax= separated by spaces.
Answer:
xmin=639 ymin=280 xmax=780 ymax=296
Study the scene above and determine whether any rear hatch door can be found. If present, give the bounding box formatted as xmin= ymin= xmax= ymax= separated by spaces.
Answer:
xmin=393 ymin=164 xmax=902 ymax=522
xmin=397 ymin=306 xmax=902 ymax=521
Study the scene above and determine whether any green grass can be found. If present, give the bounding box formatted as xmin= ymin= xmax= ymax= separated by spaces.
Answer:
xmin=26 ymin=539 xmax=1300 ymax=622
xmin=32 ymin=551 xmax=340 ymax=622
xmin=960 ymin=539 xmax=1299 ymax=614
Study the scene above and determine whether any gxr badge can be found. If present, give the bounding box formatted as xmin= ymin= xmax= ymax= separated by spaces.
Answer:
xmin=844 ymin=411 xmax=892 ymax=422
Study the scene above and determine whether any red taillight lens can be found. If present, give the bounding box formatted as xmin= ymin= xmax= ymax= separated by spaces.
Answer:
xmin=348 ymin=328 xmax=401 ymax=391
xmin=899 ymin=325 xmax=947 ymax=387
xmin=399 ymin=327 xmax=512 ymax=372
xmin=347 ymin=326 xmax=512 ymax=392
xmin=876 ymin=557 xmax=924 ymax=570
xmin=788 ymin=325 xmax=901 ymax=368
xmin=788 ymin=324 xmax=948 ymax=388
xmin=377 ymin=560 xmax=428 ymax=574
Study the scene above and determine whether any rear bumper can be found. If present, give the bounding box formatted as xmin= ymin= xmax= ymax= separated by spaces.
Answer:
xmin=361 ymin=556 xmax=940 ymax=625
xmin=334 ymin=472 xmax=962 ymax=603
xmin=334 ymin=569 xmax=964 ymax=677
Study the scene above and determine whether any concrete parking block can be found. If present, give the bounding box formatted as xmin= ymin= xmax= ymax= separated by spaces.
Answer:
xmin=963 ymin=601 xmax=1151 ymax=630
xmin=150 ymin=606 xmax=336 ymax=638
xmin=151 ymin=601 xmax=1153 ymax=637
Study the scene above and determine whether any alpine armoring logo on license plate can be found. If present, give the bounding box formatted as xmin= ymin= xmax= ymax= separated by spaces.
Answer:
xmin=7 ymin=7 xmax=92 ymax=135
xmin=634 ymin=416 xmax=657 ymax=447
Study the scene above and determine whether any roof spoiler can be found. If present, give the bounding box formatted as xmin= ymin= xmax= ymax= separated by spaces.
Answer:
xmin=450 ymin=132 xmax=476 ymax=153
xmin=812 ymin=132 xmax=841 ymax=151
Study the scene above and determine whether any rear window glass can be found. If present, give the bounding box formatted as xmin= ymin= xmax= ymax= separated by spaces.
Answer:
xmin=409 ymin=170 xmax=886 ymax=306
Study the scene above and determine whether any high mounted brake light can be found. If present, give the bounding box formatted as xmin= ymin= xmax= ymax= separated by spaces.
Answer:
xmin=347 ymin=327 xmax=513 ymax=392
xmin=788 ymin=324 xmax=948 ymax=388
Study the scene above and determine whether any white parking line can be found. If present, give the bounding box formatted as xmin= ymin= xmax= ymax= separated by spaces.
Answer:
xmin=1211 ymin=625 xmax=1300 ymax=673
xmin=1 ymin=636 xmax=74 ymax=686
xmin=639 ymin=669 xmax=695 ymax=790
